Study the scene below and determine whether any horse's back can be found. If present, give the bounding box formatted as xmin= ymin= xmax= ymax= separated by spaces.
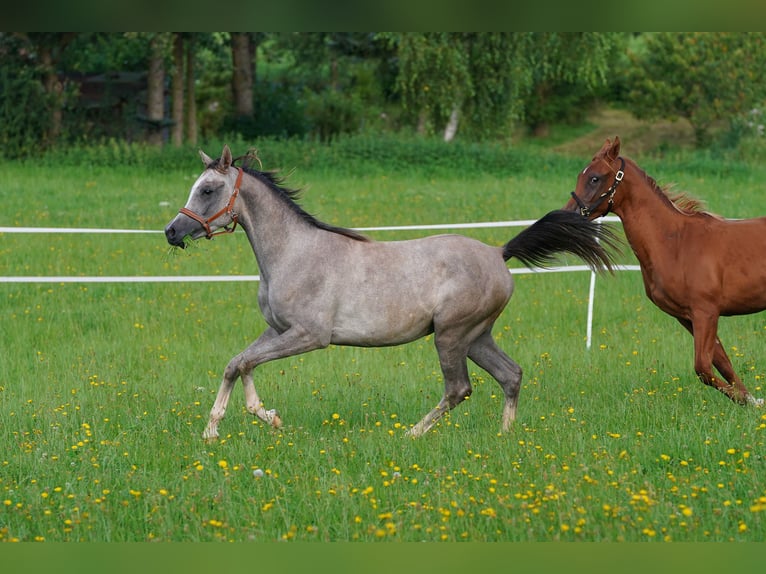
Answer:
xmin=326 ymin=234 xmax=512 ymax=346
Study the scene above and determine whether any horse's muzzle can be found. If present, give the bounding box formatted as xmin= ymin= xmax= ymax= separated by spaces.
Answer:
xmin=164 ymin=220 xmax=187 ymax=248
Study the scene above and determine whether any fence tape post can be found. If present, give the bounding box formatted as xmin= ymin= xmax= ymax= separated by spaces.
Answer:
xmin=585 ymin=218 xmax=603 ymax=350
xmin=586 ymin=269 xmax=596 ymax=349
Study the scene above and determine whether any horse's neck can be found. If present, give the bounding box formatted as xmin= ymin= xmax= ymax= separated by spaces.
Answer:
xmin=616 ymin=179 xmax=684 ymax=267
xmin=237 ymin=180 xmax=319 ymax=280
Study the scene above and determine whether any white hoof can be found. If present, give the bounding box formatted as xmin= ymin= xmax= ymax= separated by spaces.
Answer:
xmin=202 ymin=423 xmax=219 ymax=442
xmin=748 ymin=396 xmax=765 ymax=407
xmin=266 ymin=409 xmax=283 ymax=428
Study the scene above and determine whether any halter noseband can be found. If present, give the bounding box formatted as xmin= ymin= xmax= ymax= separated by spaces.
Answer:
xmin=571 ymin=157 xmax=625 ymax=218
xmin=179 ymin=168 xmax=243 ymax=239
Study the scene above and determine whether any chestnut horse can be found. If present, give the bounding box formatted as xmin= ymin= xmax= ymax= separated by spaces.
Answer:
xmin=566 ymin=136 xmax=764 ymax=407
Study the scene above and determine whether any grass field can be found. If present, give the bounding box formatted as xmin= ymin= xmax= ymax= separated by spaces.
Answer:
xmin=2 ymin=134 xmax=766 ymax=542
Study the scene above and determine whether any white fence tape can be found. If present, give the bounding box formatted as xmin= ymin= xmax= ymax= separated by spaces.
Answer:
xmin=1 ymin=217 xmax=632 ymax=348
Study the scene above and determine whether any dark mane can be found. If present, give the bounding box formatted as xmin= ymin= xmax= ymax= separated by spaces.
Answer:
xmin=626 ymin=158 xmax=723 ymax=220
xmin=210 ymin=156 xmax=369 ymax=242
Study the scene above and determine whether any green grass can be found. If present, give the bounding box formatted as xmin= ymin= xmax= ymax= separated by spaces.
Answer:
xmin=2 ymin=136 xmax=766 ymax=542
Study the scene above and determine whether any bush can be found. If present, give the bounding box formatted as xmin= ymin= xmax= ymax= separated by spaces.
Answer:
xmin=304 ymin=89 xmax=364 ymax=142
xmin=0 ymin=65 xmax=51 ymax=157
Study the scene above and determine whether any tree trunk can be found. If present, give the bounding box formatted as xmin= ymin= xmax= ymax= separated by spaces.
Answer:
xmin=443 ymin=105 xmax=460 ymax=142
xmin=39 ymin=45 xmax=63 ymax=146
xmin=171 ymin=34 xmax=184 ymax=146
xmin=146 ymin=34 xmax=166 ymax=146
xmin=185 ymin=35 xmax=198 ymax=146
xmin=230 ymin=33 xmax=254 ymax=117
xmin=416 ymin=110 xmax=428 ymax=135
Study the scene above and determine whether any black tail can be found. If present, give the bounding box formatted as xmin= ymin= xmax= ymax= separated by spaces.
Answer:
xmin=502 ymin=209 xmax=620 ymax=273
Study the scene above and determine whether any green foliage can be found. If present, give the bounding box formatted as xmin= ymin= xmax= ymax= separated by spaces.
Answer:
xmin=389 ymin=32 xmax=625 ymax=140
xmin=304 ymin=89 xmax=363 ymax=142
xmin=4 ymin=32 xmax=766 ymax=155
xmin=624 ymin=32 xmax=766 ymax=147
xmin=0 ymin=60 xmax=50 ymax=156
xmin=392 ymin=32 xmax=474 ymax=132
xmin=520 ymin=33 xmax=624 ymax=135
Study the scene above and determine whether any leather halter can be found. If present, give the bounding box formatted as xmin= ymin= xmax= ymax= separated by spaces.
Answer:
xmin=179 ymin=168 xmax=243 ymax=239
xmin=571 ymin=157 xmax=624 ymax=218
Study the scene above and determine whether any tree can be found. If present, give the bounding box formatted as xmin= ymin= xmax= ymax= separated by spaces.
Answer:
xmin=390 ymin=33 xmax=621 ymax=141
xmin=171 ymin=33 xmax=185 ymax=146
xmin=625 ymin=32 xmax=766 ymax=147
xmin=7 ymin=33 xmax=77 ymax=147
xmin=185 ymin=34 xmax=198 ymax=145
xmin=520 ymin=33 xmax=623 ymax=136
xmin=230 ymin=32 xmax=256 ymax=118
xmin=391 ymin=33 xmax=473 ymax=139
xmin=146 ymin=33 xmax=170 ymax=146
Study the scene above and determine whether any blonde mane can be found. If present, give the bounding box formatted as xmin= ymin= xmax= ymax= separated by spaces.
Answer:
xmin=626 ymin=158 xmax=723 ymax=220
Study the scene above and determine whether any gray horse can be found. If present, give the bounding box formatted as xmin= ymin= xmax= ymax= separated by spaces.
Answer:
xmin=165 ymin=145 xmax=617 ymax=440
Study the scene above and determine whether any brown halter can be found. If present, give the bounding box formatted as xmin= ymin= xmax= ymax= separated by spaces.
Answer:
xmin=570 ymin=157 xmax=624 ymax=218
xmin=179 ymin=168 xmax=243 ymax=239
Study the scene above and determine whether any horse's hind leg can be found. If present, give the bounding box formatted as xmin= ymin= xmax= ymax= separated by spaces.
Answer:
xmin=468 ymin=330 xmax=522 ymax=432
xmin=407 ymin=335 xmax=473 ymax=438
xmin=709 ymin=336 xmax=763 ymax=406
xmin=678 ymin=316 xmax=760 ymax=405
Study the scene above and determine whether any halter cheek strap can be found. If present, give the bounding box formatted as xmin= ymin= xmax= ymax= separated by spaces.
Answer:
xmin=571 ymin=157 xmax=624 ymax=218
xmin=179 ymin=168 xmax=243 ymax=239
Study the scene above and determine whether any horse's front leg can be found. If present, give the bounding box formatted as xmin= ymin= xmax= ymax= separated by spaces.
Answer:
xmin=202 ymin=325 xmax=326 ymax=441
xmin=242 ymin=371 xmax=283 ymax=429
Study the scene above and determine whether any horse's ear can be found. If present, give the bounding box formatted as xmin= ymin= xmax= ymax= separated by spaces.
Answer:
xmin=220 ymin=145 xmax=233 ymax=171
xmin=199 ymin=149 xmax=214 ymax=168
xmin=610 ymin=136 xmax=621 ymax=158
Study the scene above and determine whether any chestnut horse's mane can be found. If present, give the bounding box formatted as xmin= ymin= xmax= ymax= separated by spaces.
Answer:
xmin=622 ymin=156 xmax=724 ymax=220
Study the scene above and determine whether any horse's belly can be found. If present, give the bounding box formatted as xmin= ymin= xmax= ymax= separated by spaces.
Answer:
xmin=330 ymin=312 xmax=434 ymax=347
xmin=646 ymin=259 xmax=766 ymax=318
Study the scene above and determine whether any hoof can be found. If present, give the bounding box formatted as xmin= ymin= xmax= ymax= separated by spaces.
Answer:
xmin=202 ymin=424 xmax=219 ymax=442
xmin=749 ymin=396 xmax=765 ymax=407
xmin=268 ymin=409 xmax=283 ymax=428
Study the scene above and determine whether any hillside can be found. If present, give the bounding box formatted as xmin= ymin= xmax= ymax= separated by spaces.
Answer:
xmin=551 ymin=107 xmax=696 ymax=158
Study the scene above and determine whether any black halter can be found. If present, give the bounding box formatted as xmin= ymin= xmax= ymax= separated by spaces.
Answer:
xmin=571 ymin=157 xmax=625 ymax=218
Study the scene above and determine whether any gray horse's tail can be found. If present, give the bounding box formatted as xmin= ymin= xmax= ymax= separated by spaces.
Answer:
xmin=502 ymin=209 xmax=620 ymax=273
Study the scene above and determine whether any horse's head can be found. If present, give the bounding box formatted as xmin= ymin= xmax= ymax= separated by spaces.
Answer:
xmin=565 ymin=136 xmax=625 ymax=219
xmin=164 ymin=144 xmax=244 ymax=247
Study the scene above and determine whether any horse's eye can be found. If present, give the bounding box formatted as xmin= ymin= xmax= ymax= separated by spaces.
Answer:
xmin=590 ymin=176 xmax=599 ymax=185
xmin=202 ymin=188 xmax=214 ymax=195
